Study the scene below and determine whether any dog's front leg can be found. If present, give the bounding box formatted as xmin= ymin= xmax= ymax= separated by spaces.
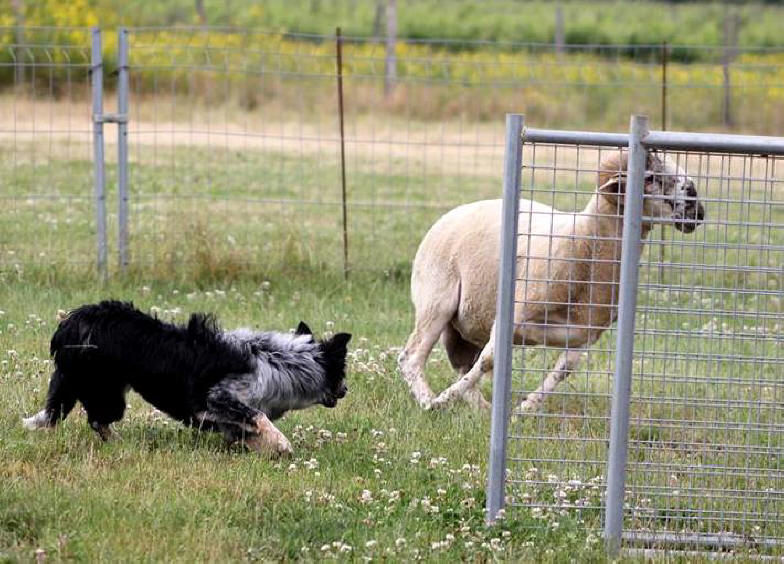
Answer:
xmin=89 ymin=421 xmax=118 ymax=442
xmin=244 ymin=415 xmax=293 ymax=458
xmin=203 ymin=387 xmax=294 ymax=457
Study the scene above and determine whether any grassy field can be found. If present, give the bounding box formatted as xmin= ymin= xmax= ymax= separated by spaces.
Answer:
xmin=0 ymin=121 xmax=607 ymax=561
xmin=0 ymin=272 xmax=616 ymax=562
xmin=1 ymin=92 xmax=782 ymax=560
xmin=7 ymin=0 xmax=784 ymax=54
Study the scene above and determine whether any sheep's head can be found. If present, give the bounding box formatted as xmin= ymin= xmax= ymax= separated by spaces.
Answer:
xmin=597 ymin=152 xmax=705 ymax=233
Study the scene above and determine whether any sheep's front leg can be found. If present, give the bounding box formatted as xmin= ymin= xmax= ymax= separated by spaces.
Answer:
xmin=514 ymin=348 xmax=586 ymax=414
xmin=429 ymin=339 xmax=495 ymax=410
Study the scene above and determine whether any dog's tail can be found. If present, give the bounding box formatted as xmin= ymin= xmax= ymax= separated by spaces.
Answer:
xmin=22 ymin=369 xmax=78 ymax=430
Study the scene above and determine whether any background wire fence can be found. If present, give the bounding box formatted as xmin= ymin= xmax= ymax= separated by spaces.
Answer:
xmin=3 ymin=27 xmax=783 ymax=279
xmin=0 ymin=27 xmax=95 ymax=279
xmin=496 ymin=128 xmax=783 ymax=555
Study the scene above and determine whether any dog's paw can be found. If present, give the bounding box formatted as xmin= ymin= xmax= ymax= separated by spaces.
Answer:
xmin=274 ymin=435 xmax=294 ymax=458
xmin=246 ymin=431 xmax=293 ymax=458
xmin=22 ymin=410 xmax=52 ymax=430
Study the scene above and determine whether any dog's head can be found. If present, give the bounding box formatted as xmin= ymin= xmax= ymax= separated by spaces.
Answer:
xmin=296 ymin=321 xmax=351 ymax=408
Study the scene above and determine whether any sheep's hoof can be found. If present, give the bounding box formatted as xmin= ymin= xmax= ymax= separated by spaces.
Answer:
xmin=512 ymin=398 xmax=543 ymax=419
xmin=426 ymin=396 xmax=450 ymax=411
xmin=462 ymin=390 xmax=491 ymax=412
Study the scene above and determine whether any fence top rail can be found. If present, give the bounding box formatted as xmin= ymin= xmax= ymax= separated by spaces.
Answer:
xmin=644 ymin=130 xmax=784 ymax=156
xmin=523 ymin=128 xmax=629 ymax=148
xmin=523 ymin=125 xmax=784 ymax=156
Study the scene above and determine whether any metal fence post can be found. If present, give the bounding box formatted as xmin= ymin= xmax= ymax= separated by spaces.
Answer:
xmin=486 ymin=113 xmax=524 ymax=524
xmin=91 ymin=27 xmax=108 ymax=281
xmin=604 ymin=114 xmax=648 ymax=557
xmin=335 ymin=26 xmax=348 ymax=280
xmin=117 ymin=27 xmax=130 ymax=272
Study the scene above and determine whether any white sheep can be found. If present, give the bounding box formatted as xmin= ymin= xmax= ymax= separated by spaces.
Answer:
xmin=398 ymin=151 xmax=705 ymax=413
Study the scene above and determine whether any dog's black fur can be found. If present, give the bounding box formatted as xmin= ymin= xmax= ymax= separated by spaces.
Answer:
xmin=23 ymin=301 xmax=350 ymax=453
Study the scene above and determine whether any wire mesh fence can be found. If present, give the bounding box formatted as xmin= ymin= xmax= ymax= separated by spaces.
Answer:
xmin=3 ymin=27 xmax=784 ymax=280
xmin=0 ymin=27 xmax=96 ymax=279
xmin=626 ymin=148 xmax=783 ymax=553
xmin=488 ymin=115 xmax=784 ymax=558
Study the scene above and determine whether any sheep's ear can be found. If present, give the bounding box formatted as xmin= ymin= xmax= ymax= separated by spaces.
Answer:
xmin=295 ymin=321 xmax=313 ymax=335
xmin=598 ymin=174 xmax=625 ymax=194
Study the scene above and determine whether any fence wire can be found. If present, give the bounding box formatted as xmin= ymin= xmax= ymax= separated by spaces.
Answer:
xmin=492 ymin=119 xmax=784 ymax=557
xmin=626 ymin=150 xmax=784 ymax=552
xmin=502 ymin=141 xmax=624 ymax=540
xmin=2 ymin=26 xmax=784 ymax=281
xmin=0 ymin=27 xmax=95 ymax=278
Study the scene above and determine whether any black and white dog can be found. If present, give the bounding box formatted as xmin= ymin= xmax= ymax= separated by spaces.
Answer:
xmin=22 ymin=301 xmax=351 ymax=456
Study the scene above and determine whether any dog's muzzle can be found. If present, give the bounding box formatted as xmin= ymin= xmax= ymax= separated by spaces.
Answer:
xmin=323 ymin=384 xmax=347 ymax=408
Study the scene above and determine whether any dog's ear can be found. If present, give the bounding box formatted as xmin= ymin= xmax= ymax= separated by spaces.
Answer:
xmin=330 ymin=333 xmax=351 ymax=349
xmin=321 ymin=333 xmax=351 ymax=360
xmin=295 ymin=321 xmax=313 ymax=335
xmin=321 ymin=333 xmax=352 ymax=380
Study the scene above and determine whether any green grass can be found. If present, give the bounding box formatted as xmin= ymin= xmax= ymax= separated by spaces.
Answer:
xmin=1 ymin=119 xmax=782 ymax=560
xmin=12 ymin=1 xmax=784 ymax=55
xmin=0 ymin=275 xmax=609 ymax=562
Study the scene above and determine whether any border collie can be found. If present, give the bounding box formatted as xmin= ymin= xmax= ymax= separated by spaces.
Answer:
xmin=22 ymin=301 xmax=351 ymax=456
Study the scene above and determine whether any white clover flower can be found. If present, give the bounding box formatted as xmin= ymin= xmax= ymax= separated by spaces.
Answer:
xmin=360 ymin=490 xmax=373 ymax=503
xmin=395 ymin=538 xmax=406 ymax=548
xmin=303 ymin=458 xmax=319 ymax=470
xmin=365 ymin=540 xmax=377 ymax=549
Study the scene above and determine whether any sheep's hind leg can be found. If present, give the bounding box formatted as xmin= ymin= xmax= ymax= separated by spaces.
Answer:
xmin=429 ymin=334 xmax=495 ymax=410
xmin=442 ymin=325 xmax=489 ymax=411
xmin=514 ymin=348 xmax=586 ymax=414
xmin=398 ymin=311 xmax=454 ymax=409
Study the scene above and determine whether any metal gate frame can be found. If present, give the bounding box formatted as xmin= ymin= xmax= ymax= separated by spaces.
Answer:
xmin=486 ymin=113 xmax=784 ymax=558
xmin=89 ymin=27 xmax=130 ymax=280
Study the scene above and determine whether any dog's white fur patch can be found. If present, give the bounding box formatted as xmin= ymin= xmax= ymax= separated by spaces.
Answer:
xmin=22 ymin=410 xmax=50 ymax=430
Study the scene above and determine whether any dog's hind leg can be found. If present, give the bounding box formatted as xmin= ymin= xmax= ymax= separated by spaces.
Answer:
xmin=204 ymin=387 xmax=293 ymax=457
xmin=80 ymin=381 xmax=128 ymax=442
xmin=22 ymin=368 xmax=78 ymax=430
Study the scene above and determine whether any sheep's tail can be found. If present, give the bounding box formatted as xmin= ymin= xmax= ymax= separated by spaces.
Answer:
xmin=22 ymin=368 xmax=77 ymax=430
